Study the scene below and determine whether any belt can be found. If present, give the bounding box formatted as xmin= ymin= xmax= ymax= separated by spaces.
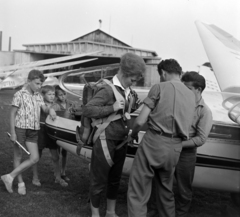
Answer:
xmin=150 ymin=128 xmax=181 ymax=139
xmin=189 ymin=133 xmax=196 ymax=138
xmin=160 ymin=132 xmax=182 ymax=139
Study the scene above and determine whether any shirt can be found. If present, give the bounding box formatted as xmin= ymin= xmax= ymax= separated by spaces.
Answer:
xmin=143 ymin=81 xmax=196 ymax=140
xmin=12 ymin=88 xmax=45 ymax=130
xmin=188 ymin=97 xmax=213 ymax=147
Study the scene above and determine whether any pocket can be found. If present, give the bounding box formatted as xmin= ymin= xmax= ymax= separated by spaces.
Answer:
xmin=173 ymin=147 xmax=182 ymax=166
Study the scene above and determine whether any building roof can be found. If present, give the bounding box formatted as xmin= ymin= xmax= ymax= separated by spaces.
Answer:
xmin=22 ymin=29 xmax=158 ymax=57
xmin=71 ymin=29 xmax=131 ymax=47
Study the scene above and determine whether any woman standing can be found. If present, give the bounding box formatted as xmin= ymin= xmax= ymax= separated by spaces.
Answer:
xmin=82 ymin=53 xmax=146 ymax=217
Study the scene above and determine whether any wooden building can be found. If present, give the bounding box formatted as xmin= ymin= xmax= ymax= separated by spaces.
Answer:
xmin=2 ymin=29 xmax=161 ymax=87
xmin=22 ymin=29 xmax=158 ymax=61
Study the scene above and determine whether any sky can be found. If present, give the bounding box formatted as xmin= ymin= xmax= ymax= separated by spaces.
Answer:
xmin=0 ymin=0 xmax=239 ymax=71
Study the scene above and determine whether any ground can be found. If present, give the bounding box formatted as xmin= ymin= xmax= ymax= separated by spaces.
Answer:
xmin=0 ymin=90 xmax=239 ymax=217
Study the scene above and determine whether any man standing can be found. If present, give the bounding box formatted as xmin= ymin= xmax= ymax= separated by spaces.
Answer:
xmin=175 ymin=71 xmax=213 ymax=217
xmin=127 ymin=59 xmax=196 ymax=217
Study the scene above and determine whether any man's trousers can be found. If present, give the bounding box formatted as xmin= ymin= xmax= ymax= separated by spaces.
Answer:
xmin=127 ymin=129 xmax=182 ymax=217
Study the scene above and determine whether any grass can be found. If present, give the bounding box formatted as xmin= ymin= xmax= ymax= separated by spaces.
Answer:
xmin=0 ymin=90 xmax=239 ymax=217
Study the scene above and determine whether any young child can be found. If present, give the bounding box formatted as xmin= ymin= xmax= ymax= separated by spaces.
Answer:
xmin=54 ymin=85 xmax=75 ymax=182
xmin=32 ymin=85 xmax=68 ymax=187
xmin=1 ymin=69 xmax=57 ymax=195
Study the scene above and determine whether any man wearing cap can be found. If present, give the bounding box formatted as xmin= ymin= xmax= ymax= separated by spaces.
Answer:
xmin=82 ymin=52 xmax=146 ymax=217
xmin=175 ymin=71 xmax=212 ymax=217
xmin=127 ymin=59 xmax=196 ymax=217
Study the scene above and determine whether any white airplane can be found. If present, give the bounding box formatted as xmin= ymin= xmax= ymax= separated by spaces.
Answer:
xmin=198 ymin=65 xmax=221 ymax=92
xmin=0 ymin=51 xmax=101 ymax=73
xmin=0 ymin=51 xmax=101 ymax=90
xmin=44 ymin=21 xmax=240 ymax=204
xmin=195 ymin=20 xmax=240 ymax=93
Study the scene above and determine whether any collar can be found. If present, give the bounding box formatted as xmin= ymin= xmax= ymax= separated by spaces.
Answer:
xmin=196 ymin=97 xmax=205 ymax=107
xmin=113 ymin=75 xmax=125 ymax=90
xmin=21 ymin=86 xmax=39 ymax=96
xmin=113 ymin=75 xmax=130 ymax=98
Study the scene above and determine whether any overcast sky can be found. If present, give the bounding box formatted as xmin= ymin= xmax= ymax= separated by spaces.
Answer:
xmin=0 ymin=0 xmax=239 ymax=71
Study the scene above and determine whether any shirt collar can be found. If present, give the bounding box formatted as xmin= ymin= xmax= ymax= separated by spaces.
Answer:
xmin=112 ymin=75 xmax=130 ymax=98
xmin=196 ymin=97 xmax=205 ymax=107
xmin=113 ymin=75 xmax=125 ymax=90
xmin=21 ymin=86 xmax=40 ymax=96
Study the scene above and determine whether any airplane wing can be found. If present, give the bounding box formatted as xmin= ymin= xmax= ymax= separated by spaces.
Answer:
xmin=42 ymin=59 xmax=97 ymax=77
xmin=0 ymin=50 xmax=102 ymax=73
xmin=40 ymin=64 xmax=104 ymax=87
xmin=0 ymin=76 xmax=25 ymax=89
xmin=0 ymin=58 xmax=97 ymax=90
xmin=195 ymin=21 xmax=240 ymax=93
xmin=4 ymin=58 xmax=98 ymax=79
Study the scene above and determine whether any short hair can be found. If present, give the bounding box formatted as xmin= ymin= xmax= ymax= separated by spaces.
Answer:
xmin=157 ymin=59 xmax=182 ymax=76
xmin=27 ymin=69 xmax=45 ymax=82
xmin=55 ymin=85 xmax=66 ymax=96
xmin=41 ymin=85 xmax=55 ymax=95
xmin=181 ymin=71 xmax=206 ymax=92
xmin=120 ymin=53 xmax=146 ymax=78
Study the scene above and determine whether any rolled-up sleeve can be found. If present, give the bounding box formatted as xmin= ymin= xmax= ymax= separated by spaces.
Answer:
xmin=12 ymin=92 xmax=21 ymax=108
xmin=82 ymin=86 xmax=115 ymax=119
xmin=143 ymin=84 xmax=160 ymax=110
xmin=191 ymin=106 xmax=213 ymax=147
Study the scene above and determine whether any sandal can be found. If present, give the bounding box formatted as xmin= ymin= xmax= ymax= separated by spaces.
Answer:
xmin=55 ymin=178 xmax=68 ymax=187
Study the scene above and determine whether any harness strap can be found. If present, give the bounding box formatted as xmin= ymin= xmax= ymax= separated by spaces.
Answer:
xmin=99 ymin=131 xmax=114 ymax=167
xmin=92 ymin=79 xmax=134 ymax=167
xmin=92 ymin=79 xmax=125 ymax=144
xmin=127 ymin=93 xmax=134 ymax=113
xmin=91 ymin=114 xmax=122 ymax=128
xmin=103 ymin=79 xmax=125 ymax=105
xmin=115 ymin=136 xmax=131 ymax=150
xmin=93 ymin=113 xmax=122 ymax=143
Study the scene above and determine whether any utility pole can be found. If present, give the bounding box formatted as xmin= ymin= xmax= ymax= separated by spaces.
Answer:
xmin=9 ymin=37 xmax=11 ymax=51
xmin=0 ymin=31 xmax=2 ymax=51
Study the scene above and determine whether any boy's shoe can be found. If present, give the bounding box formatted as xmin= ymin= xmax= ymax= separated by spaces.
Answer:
xmin=1 ymin=174 xmax=13 ymax=193
xmin=32 ymin=179 xmax=41 ymax=186
xmin=18 ymin=182 xmax=26 ymax=195
xmin=61 ymin=175 xmax=70 ymax=182
xmin=55 ymin=178 xmax=68 ymax=187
